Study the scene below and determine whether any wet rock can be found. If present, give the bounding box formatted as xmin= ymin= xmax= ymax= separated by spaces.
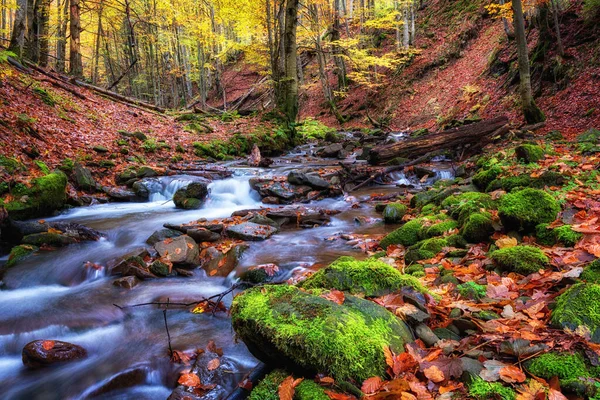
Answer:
xmin=113 ymin=276 xmax=139 ymax=289
xmin=3 ymin=220 xmax=49 ymax=242
xmin=415 ymin=323 xmax=440 ymax=346
xmin=22 ymin=233 xmax=77 ymax=247
xmin=173 ymin=182 xmax=209 ymax=210
xmin=187 ymin=228 xmax=221 ymax=243
xmin=319 ymin=143 xmax=344 ymax=158
xmin=116 ymin=167 xmax=137 ymax=185
xmin=201 ymin=244 xmax=248 ymax=277
xmin=4 ymin=172 xmax=67 ymax=220
xmin=287 ymin=171 xmax=330 ymax=189
xmin=149 ymin=259 xmax=172 ymax=276
xmin=226 ymin=222 xmax=277 ymax=241
xmin=5 ymin=244 xmax=38 ymax=268
xmin=103 ymin=186 xmax=139 ymax=202
xmin=413 ymin=166 xmax=435 ymax=179
xmin=22 ymin=340 xmax=87 ymax=369
xmin=108 ymin=249 xmax=156 ymax=279
xmin=155 ymin=235 xmax=200 ymax=265
xmin=49 ymin=222 xmax=103 ymax=241
xmin=136 ymin=166 xmax=158 ymax=178
xmin=132 ymin=180 xmax=150 ymax=199
xmin=73 ymin=163 xmax=96 ymax=191
xmin=262 ymin=196 xmax=280 ymax=204
xmin=231 ymin=285 xmax=413 ymax=381
xmin=92 ymin=145 xmax=109 ymax=153
xmin=175 ymin=268 xmax=194 ymax=277
xmin=86 ymin=367 xmax=147 ymax=397
xmin=146 ymin=228 xmax=183 ymax=245
xmin=169 ymin=350 xmax=230 ymax=400
xmin=247 ymin=214 xmax=279 ymax=228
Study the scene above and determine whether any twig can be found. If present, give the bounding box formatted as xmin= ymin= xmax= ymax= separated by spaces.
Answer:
xmin=164 ymin=298 xmax=173 ymax=357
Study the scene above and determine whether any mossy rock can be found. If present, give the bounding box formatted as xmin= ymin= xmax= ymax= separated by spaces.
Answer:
xmin=116 ymin=167 xmax=137 ymax=184
xmin=4 ymin=172 xmax=67 ymax=220
xmin=405 ymin=238 xmax=447 ymax=264
xmin=490 ymin=245 xmax=549 ymax=275
xmin=21 ymin=233 xmax=76 ymax=247
xmin=379 ymin=219 xmax=424 ymax=249
xmin=515 ymin=144 xmax=545 ymax=163
xmin=475 ymin=310 xmax=501 ymax=320
xmin=536 ymin=223 xmax=582 ymax=247
xmin=231 ymin=284 xmax=413 ymax=382
xmin=577 ymin=128 xmax=600 ymax=143
xmin=298 ymin=256 xmax=427 ymax=296
xmin=5 ymin=244 xmax=38 ymax=268
xmin=457 ymin=281 xmax=486 ymax=300
xmin=472 ymin=166 xmax=501 ymax=191
xmin=409 ymin=190 xmax=438 ymax=208
xmin=382 ymin=203 xmax=408 ymax=224
xmin=581 ymin=259 xmax=600 ymax=283
xmin=551 ymin=283 xmax=600 ymax=343
xmin=136 ymin=166 xmax=158 ymax=178
xmin=498 ymin=188 xmax=560 ymax=232
xmin=545 ymin=130 xmax=564 ymax=141
xmin=173 ymin=182 xmax=209 ymax=210
xmin=92 ymin=145 xmax=109 ymax=153
xmin=486 ymin=174 xmax=532 ymax=192
xmin=441 ymin=192 xmax=495 ymax=224
xmin=525 ymin=352 xmax=600 ymax=395
xmin=248 ymin=370 xmax=329 ymax=400
xmin=149 ymin=259 xmax=171 ymax=276
xmin=424 ymin=220 xmax=458 ymax=238
xmin=469 ymin=377 xmax=516 ymax=400
xmin=461 ymin=213 xmax=494 ymax=243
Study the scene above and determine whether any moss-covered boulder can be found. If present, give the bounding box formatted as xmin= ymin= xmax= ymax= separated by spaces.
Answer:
xmin=379 ymin=219 xmax=424 ymax=249
xmin=515 ymin=144 xmax=545 ymax=163
xmin=298 ymin=256 xmax=427 ymax=296
xmin=424 ymin=220 xmax=458 ymax=238
xmin=248 ymin=370 xmax=329 ymax=400
xmin=5 ymin=244 xmax=38 ymax=268
xmin=231 ymin=285 xmax=413 ymax=382
xmin=551 ymin=283 xmax=600 ymax=342
xmin=536 ymin=224 xmax=582 ymax=247
xmin=405 ymin=237 xmax=448 ymax=264
xmin=173 ymin=182 xmax=209 ymax=209
xmin=4 ymin=172 xmax=67 ymax=220
xmin=469 ymin=377 xmax=516 ymax=400
xmin=498 ymin=188 xmax=560 ymax=232
xmin=472 ymin=166 xmax=501 ymax=191
xmin=525 ymin=352 xmax=600 ymax=395
xmin=461 ymin=213 xmax=494 ymax=243
xmin=490 ymin=245 xmax=549 ymax=275
xmin=581 ymin=259 xmax=600 ymax=283
xmin=382 ymin=203 xmax=408 ymax=224
xmin=441 ymin=192 xmax=494 ymax=224
xmin=21 ymin=232 xmax=77 ymax=247
xmin=457 ymin=281 xmax=486 ymax=300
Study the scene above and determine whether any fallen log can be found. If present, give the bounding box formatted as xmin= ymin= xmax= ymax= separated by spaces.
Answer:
xmin=368 ymin=116 xmax=510 ymax=165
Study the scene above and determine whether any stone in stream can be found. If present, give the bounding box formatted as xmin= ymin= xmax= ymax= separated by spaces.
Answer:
xmin=154 ymin=235 xmax=200 ymax=265
xmin=3 ymin=172 xmax=67 ymax=220
xmin=108 ymin=248 xmax=157 ymax=279
xmin=319 ymin=143 xmax=344 ymax=158
xmin=21 ymin=232 xmax=77 ymax=247
xmin=231 ymin=285 xmax=413 ymax=382
xmin=225 ymin=222 xmax=277 ymax=241
xmin=186 ymin=227 xmax=221 ymax=243
xmin=22 ymin=340 xmax=87 ymax=369
xmin=5 ymin=244 xmax=38 ymax=268
xmin=50 ymin=222 xmax=103 ymax=242
xmin=201 ymin=244 xmax=248 ymax=277
xmin=287 ymin=171 xmax=331 ymax=190
xmin=173 ymin=182 xmax=209 ymax=210
xmin=149 ymin=259 xmax=172 ymax=276
xmin=112 ymin=276 xmax=140 ymax=289
xmin=73 ymin=163 xmax=96 ymax=191
xmin=2 ymin=220 xmax=50 ymax=242
xmin=132 ymin=180 xmax=150 ymax=199
xmin=168 ymin=350 xmax=230 ymax=400
xmin=146 ymin=228 xmax=183 ymax=245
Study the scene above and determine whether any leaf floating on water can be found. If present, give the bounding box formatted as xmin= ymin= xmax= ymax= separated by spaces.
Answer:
xmin=170 ymin=350 xmax=191 ymax=365
xmin=238 ymin=378 xmax=253 ymax=391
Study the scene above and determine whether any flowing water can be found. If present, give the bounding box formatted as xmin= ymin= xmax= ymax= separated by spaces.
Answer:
xmin=0 ymin=156 xmax=453 ymax=399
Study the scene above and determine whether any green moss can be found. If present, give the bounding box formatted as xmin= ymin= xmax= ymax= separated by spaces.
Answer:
xmin=442 ymin=192 xmax=495 ymax=224
xmin=461 ymin=213 xmax=494 ymax=243
xmin=297 ymin=118 xmax=335 ymax=140
xmin=555 ymin=225 xmax=583 ymax=247
xmin=410 ymin=190 xmax=438 ymax=208
xmin=404 ymin=264 xmax=426 ymax=277
xmin=535 ymin=223 xmax=556 ymax=245
xmin=405 ymin=238 xmax=447 ymax=264
xmin=33 ymin=87 xmax=56 ymax=106
xmin=6 ymin=244 xmax=38 ymax=268
xmin=469 ymin=377 xmax=516 ymax=400
xmin=498 ymin=188 xmax=560 ymax=232
xmin=142 ymin=139 xmax=158 ymax=153
xmin=446 ymin=234 xmax=467 ymax=248
xmin=490 ymin=245 xmax=549 ymax=275
xmin=33 ymin=160 xmax=50 ymax=175
xmin=4 ymin=172 xmax=67 ymax=220
xmin=58 ymin=158 xmax=74 ymax=173
xmin=486 ymin=174 xmax=532 ymax=192
xmin=380 ymin=219 xmax=424 ymax=249
xmin=577 ymin=128 xmax=600 ymax=143
xmin=248 ymin=370 xmax=288 ymax=400
xmin=551 ymin=283 xmax=600 ymax=342
xmin=526 ymin=352 xmax=590 ymax=383
xmin=472 ymin=166 xmax=502 ymax=191
xmin=231 ymin=285 xmax=413 ymax=382
xmin=515 ymin=144 xmax=545 ymax=163
xmin=295 ymin=380 xmax=329 ymax=400
xmin=475 ymin=310 xmax=501 ymax=320
xmin=149 ymin=260 xmax=170 ymax=276
xmin=457 ymin=281 xmax=486 ymax=300
xmin=581 ymin=260 xmax=600 ymax=283
xmin=299 ymin=256 xmax=427 ymax=296
xmin=382 ymin=203 xmax=408 ymax=224
xmin=425 ymin=220 xmax=458 ymax=238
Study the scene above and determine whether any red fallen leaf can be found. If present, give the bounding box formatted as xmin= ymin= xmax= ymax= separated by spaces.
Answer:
xmin=41 ymin=340 xmax=55 ymax=351
xmin=317 ymin=376 xmax=335 ymax=385
xmin=548 ymin=389 xmax=568 ymax=400
xmin=170 ymin=350 xmax=191 ymax=365
xmin=325 ymin=390 xmax=356 ymax=400
xmin=361 ymin=376 xmax=383 ymax=394
xmin=206 ymin=340 xmax=223 ymax=356
xmin=178 ymin=372 xmax=200 ymax=387
xmin=238 ymin=378 xmax=253 ymax=391
xmin=321 ymin=290 xmax=345 ymax=305
xmin=499 ymin=365 xmax=526 ymax=383
xmin=278 ymin=376 xmax=296 ymax=400
xmin=423 ymin=365 xmax=445 ymax=383
xmin=207 ymin=358 xmax=220 ymax=371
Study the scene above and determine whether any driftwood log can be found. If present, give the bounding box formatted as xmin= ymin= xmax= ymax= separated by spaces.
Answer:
xmin=368 ymin=116 xmax=510 ymax=165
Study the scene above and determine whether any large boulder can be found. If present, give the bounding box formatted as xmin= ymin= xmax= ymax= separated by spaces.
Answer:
xmin=231 ymin=285 xmax=413 ymax=381
xmin=226 ymin=222 xmax=277 ymax=241
xmin=498 ymin=188 xmax=560 ymax=232
xmin=154 ymin=235 xmax=200 ymax=265
xmin=287 ymin=171 xmax=330 ymax=190
xmin=146 ymin=228 xmax=183 ymax=245
xmin=4 ymin=172 xmax=67 ymax=220
xmin=187 ymin=227 xmax=221 ymax=243
xmin=299 ymin=256 xmax=427 ymax=297
xmin=201 ymin=244 xmax=247 ymax=277
xmin=22 ymin=340 xmax=87 ymax=369
xmin=551 ymin=283 xmax=600 ymax=343
xmin=173 ymin=182 xmax=209 ymax=210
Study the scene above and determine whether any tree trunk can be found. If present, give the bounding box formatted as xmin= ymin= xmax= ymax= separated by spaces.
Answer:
xmin=56 ymin=0 xmax=68 ymax=72
xmin=550 ymin=0 xmax=564 ymax=57
xmin=9 ymin=0 xmax=26 ymax=56
xmin=368 ymin=117 xmax=510 ymax=165
xmin=512 ymin=0 xmax=545 ymax=123
xmin=332 ymin=0 xmax=347 ymax=91
xmin=280 ymin=0 xmax=299 ymax=127
xmin=69 ymin=0 xmax=83 ymax=77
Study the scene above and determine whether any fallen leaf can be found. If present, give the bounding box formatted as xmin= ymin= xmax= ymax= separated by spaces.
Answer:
xmin=361 ymin=376 xmax=383 ymax=394
xmin=423 ymin=365 xmax=445 ymax=382
xmin=278 ymin=376 xmax=296 ymax=400
xmin=41 ymin=340 xmax=55 ymax=351
xmin=499 ymin=365 xmax=526 ymax=383
xmin=178 ymin=372 xmax=200 ymax=387
xmin=207 ymin=358 xmax=220 ymax=371
xmin=496 ymin=236 xmax=518 ymax=249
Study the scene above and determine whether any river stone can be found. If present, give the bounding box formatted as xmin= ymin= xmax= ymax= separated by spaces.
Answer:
xmin=3 ymin=220 xmax=49 ymax=242
xmin=50 ymin=222 xmax=103 ymax=241
xmin=201 ymin=244 xmax=248 ymax=277
xmin=173 ymin=182 xmax=209 ymax=210
xmin=116 ymin=167 xmax=137 ymax=185
xmin=22 ymin=340 xmax=87 ymax=369
xmin=149 ymin=259 xmax=172 ymax=276
xmin=4 ymin=172 xmax=67 ymax=220
xmin=113 ymin=276 xmax=139 ymax=289
xmin=287 ymin=171 xmax=330 ymax=190
xmin=146 ymin=228 xmax=183 ymax=245
xmin=22 ymin=232 xmax=77 ymax=247
xmin=231 ymin=285 xmax=413 ymax=381
xmin=187 ymin=228 xmax=221 ymax=243
xmin=132 ymin=180 xmax=150 ymax=199
xmin=226 ymin=222 xmax=277 ymax=241
xmin=247 ymin=214 xmax=280 ymax=228
xmin=137 ymin=166 xmax=158 ymax=178
xmin=103 ymin=187 xmax=139 ymax=202
xmin=320 ymin=143 xmax=344 ymax=158
xmin=154 ymin=235 xmax=200 ymax=265
xmin=73 ymin=163 xmax=96 ymax=191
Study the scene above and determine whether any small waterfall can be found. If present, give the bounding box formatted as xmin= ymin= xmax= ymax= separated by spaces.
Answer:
xmin=83 ymin=262 xmax=106 ymax=282
xmin=389 ymin=132 xmax=408 ymax=142
xmin=435 ymin=169 xmax=455 ymax=180
xmin=146 ymin=176 xmax=202 ymax=202
xmin=389 ymin=171 xmax=412 ymax=186
xmin=206 ymin=177 xmax=261 ymax=208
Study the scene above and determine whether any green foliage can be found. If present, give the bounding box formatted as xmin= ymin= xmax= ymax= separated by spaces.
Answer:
xmin=299 ymin=256 xmax=428 ymax=296
xmin=383 ymin=203 xmax=408 ymax=224
xmin=469 ymin=377 xmax=516 ymax=400
xmin=219 ymin=110 xmax=240 ymax=122
xmin=380 ymin=219 xmax=424 ymax=249
xmin=295 ymin=380 xmax=330 ymax=400
xmin=490 ymin=245 xmax=549 ymax=275
xmin=515 ymin=144 xmax=545 ymax=163
xmin=581 ymin=259 xmax=600 ymax=283
xmin=142 ymin=139 xmax=158 ymax=153
xmin=33 ymin=160 xmax=50 ymax=175
xmin=297 ymin=118 xmax=335 ymax=140
xmin=457 ymin=281 xmax=486 ymax=300
xmin=0 ymin=50 xmax=17 ymax=64
xmin=33 ymin=87 xmax=57 ymax=106
xmin=176 ymin=143 xmax=185 ymax=153
xmin=0 ymin=155 xmax=24 ymax=174
xmin=498 ymin=188 xmax=560 ymax=232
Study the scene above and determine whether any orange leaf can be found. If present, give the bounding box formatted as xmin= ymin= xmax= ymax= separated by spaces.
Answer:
xmin=278 ymin=375 xmax=295 ymax=400
xmin=499 ymin=365 xmax=526 ymax=383
xmin=207 ymin=358 xmax=220 ymax=371
xmin=423 ymin=365 xmax=445 ymax=383
xmin=41 ymin=340 xmax=55 ymax=351
xmin=361 ymin=376 xmax=383 ymax=394
xmin=178 ymin=372 xmax=200 ymax=387
xmin=321 ymin=290 xmax=345 ymax=305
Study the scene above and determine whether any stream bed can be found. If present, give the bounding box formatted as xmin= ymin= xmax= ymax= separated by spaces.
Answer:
xmin=0 ymin=156 xmax=454 ymax=399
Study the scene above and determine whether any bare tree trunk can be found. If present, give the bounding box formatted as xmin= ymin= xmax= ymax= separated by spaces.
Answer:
xmin=512 ymin=0 xmax=545 ymax=123
xmin=394 ymin=0 xmax=401 ymax=50
xmin=403 ymin=4 xmax=409 ymax=48
xmin=56 ymin=0 xmax=68 ymax=72
xmin=9 ymin=0 xmax=27 ymax=56
xmin=280 ymin=0 xmax=299 ymax=129
xmin=332 ymin=0 xmax=347 ymax=90
xmin=550 ymin=0 xmax=564 ymax=57
xmin=499 ymin=0 xmax=514 ymax=38
xmin=69 ymin=0 xmax=83 ymax=76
